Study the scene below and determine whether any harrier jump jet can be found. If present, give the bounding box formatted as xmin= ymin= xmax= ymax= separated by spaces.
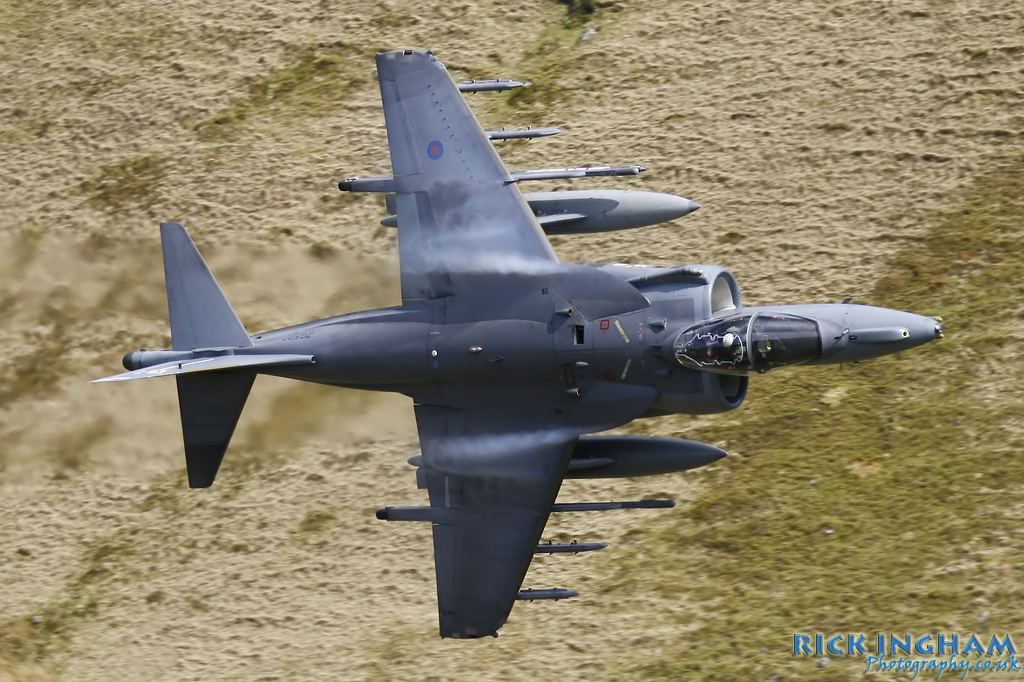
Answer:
xmin=96 ymin=50 xmax=942 ymax=638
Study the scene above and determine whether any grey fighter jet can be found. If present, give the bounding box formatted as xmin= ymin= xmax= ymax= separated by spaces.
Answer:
xmin=96 ymin=49 xmax=943 ymax=639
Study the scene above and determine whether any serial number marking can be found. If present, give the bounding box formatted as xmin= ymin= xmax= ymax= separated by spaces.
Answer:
xmin=282 ymin=332 xmax=314 ymax=341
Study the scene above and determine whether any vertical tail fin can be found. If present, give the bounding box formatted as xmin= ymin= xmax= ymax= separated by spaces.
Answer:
xmin=161 ymin=222 xmax=252 ymax=350
xmin=160 ymin=222 xmax=254 ymax=487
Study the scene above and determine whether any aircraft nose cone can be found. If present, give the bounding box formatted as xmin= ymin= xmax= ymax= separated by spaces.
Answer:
xmin=812 ymin=305 xmax=944 ymax=364
xmin=898 ymin=312 xmax=945 ymax=347
xmin=838 ymin=308 xmax=944 ymax=362
xmin=640 ymin=194 xmax=701 ymax=224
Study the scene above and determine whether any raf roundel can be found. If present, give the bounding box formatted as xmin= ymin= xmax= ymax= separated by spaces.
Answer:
xmin=427 ymin=140 xmax=444 ymax=160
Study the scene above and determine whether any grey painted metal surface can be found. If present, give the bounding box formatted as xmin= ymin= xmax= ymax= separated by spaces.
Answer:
xmin=97 ymin=49 xmax=943 ymax=640
xmin=380 ymin=188 xmax=700 ymax=234
xmin=525 ymin=189 xmax=700 ymax=234
xmin=566 ymin=435 xmax=726 ymax=478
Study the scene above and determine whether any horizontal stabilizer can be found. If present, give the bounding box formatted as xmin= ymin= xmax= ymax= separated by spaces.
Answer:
xmin=92 ymin=354 xmax=314 ymax=383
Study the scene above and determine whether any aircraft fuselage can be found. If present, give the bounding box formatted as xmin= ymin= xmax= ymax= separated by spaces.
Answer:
xmin=250 ymin=266 xmax=942 ymax=419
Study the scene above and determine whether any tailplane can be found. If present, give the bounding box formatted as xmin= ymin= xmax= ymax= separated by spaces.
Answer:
xmin=166 ymin=223 xmax=253 ymax=487
xmin=96 ymin=223 xmax=283 ymax=487
xmin=165 ymin=222 xmax=254 ymax=487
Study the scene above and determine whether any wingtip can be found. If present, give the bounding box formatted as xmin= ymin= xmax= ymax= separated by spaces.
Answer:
xmin=90 ymin=374 xmax=126 ymax=384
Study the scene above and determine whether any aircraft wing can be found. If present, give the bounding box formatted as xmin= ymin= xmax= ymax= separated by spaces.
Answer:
xmin=374 ymin=50 xmax=558 ymax=301
xmin=411 ymin=402 xmax=575 ymax=638
xmin=404 ymin=383 xmax=658 ymax=638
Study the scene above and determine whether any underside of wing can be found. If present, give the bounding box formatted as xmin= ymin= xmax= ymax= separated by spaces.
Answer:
xmin=414 ymin=403 xmax=576 ymax=638
xmin=374 ymin=50 xmax=558 ymax=301
xmin=406 ymin=383 xmax=658 ymax=638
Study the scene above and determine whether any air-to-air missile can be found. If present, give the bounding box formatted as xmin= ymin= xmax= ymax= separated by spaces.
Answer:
xmin=485 ymin=126 xmax=561 ymax=140
xmin=515 ymin=589 xmax=579 ymax=601
xmin=534 ymin=541 xmax=608 ymax=554
xmin=510 ymin=164 xmax=647 ymax=181
xmin=457 ymin=78 xmax=530 ymax=92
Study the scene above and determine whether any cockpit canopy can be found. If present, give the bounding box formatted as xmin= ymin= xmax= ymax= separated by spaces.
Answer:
xmin=673 ymin=313 xmax=822 ymax=374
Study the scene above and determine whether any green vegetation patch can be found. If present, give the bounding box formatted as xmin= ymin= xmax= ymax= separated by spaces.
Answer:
xmin=506 ymin=3 xmax=623 ymax=114
xmin=194 ymin=42 xmax=366 ymax=140
xmin=78 ymin=155 xmax=165 ymax=213
xmin=298 ymin=508 xmax=338 ymax=534
xmin=0 ymin=532 xmax=135 ymax=678
xmin=555 ymin=0 xmax=624 ymax=26
xmin=506 ymin=23 xmax=585 ymax=112
xmin=615 ymin=156 xmax=1024 ymax=681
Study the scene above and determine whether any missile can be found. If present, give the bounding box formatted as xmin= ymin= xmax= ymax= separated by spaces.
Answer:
xmin=485 ymin=126 xmax=561 ymax=140
xmin=457 ymin=79 xmax=530 ymax=93
xmin=515 ymin=588 xmax=579 ymax=601
xmin=510 ymin=165 xmax=646 ymax=182
xmin=550 ymin=500 xmax=675 ymax=512
xmin=535 ymin=541 xmax=607 ymax=554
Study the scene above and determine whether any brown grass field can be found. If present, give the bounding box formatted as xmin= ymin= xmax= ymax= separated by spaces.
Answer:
xmin=1 ymin=1 xmax=1022 ymax=680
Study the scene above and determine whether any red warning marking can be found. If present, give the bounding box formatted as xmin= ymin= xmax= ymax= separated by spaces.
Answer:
xmin=599 ymin=319 xmax=610 ymax=331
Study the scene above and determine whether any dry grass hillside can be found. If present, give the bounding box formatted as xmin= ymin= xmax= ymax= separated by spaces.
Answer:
xmin=1 ymin=1 xmax=1022 ymax=680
